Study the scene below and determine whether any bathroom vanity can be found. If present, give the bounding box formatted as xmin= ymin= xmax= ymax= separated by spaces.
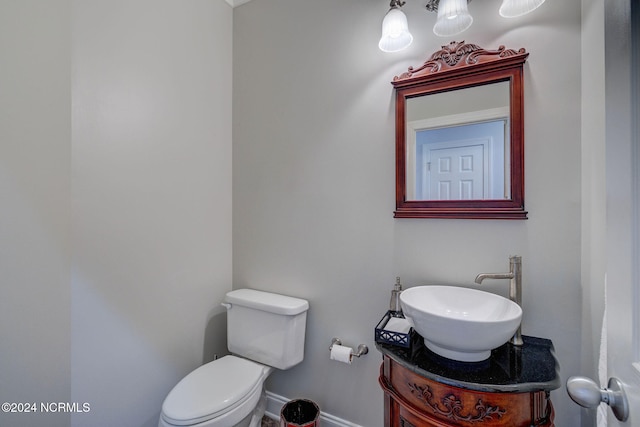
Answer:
xmin=377 ymin=336 xmax=559 ymax=427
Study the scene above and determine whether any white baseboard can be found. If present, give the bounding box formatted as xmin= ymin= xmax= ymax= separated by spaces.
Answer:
xmin=264 ymin=391 xmax=363 ymax=427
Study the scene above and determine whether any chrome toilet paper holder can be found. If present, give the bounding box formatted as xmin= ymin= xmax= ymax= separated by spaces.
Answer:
xmin=330 ymin=338 xmax=369 ymax=358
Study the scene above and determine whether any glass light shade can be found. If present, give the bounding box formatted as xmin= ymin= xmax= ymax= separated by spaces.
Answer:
xmin=379 ymin=8 xmax=413 ymax=52
xmin=499 ymin=0 xmax=546 ymax=18
xmin=433 ymin=0 xmax=473 ymax=37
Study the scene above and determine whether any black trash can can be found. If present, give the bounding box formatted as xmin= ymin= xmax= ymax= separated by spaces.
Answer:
xmin=280 ymin=399 xmax=319 ymax=427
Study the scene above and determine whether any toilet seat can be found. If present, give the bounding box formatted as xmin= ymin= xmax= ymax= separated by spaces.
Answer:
xmin=160 ymin=356 xmax=270 ymax=426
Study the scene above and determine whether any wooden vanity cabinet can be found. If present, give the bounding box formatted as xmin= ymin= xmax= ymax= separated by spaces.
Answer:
xmin=379 ymin=355 xmax=554 ymax=427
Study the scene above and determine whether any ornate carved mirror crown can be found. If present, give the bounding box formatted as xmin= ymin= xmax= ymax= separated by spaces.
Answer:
xmin=392 ymin=41 xmax=529 ymax=219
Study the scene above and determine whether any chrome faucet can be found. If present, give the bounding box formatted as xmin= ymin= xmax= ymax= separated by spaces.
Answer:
xmin=474 ymin=255 xmax=523 ymax=346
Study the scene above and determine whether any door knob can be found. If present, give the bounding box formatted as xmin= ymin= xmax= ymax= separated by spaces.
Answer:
xmin=566 ymin=376 xmax=629 ymax=422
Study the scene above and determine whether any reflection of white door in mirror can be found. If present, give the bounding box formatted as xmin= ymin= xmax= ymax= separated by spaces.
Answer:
xmin=425 ymin=142 xmax=484 ymax=200
xmin=406 ymin=110 xmax=509 ymax=201
xmin=422 ymin=141 xmax=487 ymax=200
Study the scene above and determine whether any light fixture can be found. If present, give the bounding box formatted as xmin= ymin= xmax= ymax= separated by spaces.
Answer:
xmin=379 ymin=0 xmax=546 ymax=52
xmin=499 ymin=0 xmax=546 ymax=18
xmin=432 ymin=0 xmax=473 ymax=37
xmin=379 ymin=0 xmax=414 ymax=53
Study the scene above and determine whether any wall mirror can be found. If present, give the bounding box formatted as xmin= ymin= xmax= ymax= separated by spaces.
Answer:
xmin=393 ymin=41 xmax=529 ymax=219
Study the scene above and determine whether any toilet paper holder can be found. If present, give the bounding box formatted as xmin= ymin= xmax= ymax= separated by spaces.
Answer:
xmin=330 ymin=338 xmax=369 ymax=358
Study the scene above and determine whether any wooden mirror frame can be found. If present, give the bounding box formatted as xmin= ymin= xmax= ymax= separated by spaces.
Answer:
xmin=393 ymin=41 xmax=529 ymax=219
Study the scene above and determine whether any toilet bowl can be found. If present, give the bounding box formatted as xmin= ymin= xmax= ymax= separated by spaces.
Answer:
xmin=159 ymin=289 xmax=309 ymax=427
xmin=159 ymin=356 xmax=273 ymax=427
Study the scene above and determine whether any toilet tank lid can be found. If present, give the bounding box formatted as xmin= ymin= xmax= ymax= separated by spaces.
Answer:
xmin=224 ymin=289 xmax=309 ymax=315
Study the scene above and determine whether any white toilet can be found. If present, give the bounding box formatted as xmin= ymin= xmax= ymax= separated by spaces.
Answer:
xmin=159 ymin=289 xmax=309 ymax=427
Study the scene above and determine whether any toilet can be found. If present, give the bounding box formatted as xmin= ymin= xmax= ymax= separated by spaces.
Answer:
xmin=159 ymin=289 xmax=309 ymax=427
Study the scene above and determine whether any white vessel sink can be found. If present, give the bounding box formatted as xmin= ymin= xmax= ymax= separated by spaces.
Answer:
xmin=400 ymin=285 xmax=522 ymax=362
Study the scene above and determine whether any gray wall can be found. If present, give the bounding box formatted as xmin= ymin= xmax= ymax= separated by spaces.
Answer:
xmin=233 ymin=0 xmax=583 ymax=425
xmin=0 ymin=2 xmax=72 ymax=426
xmin=70 ymin=1 xmax=233 ymax=425
xmin=1 ymin=1 xmax=233 ymax=426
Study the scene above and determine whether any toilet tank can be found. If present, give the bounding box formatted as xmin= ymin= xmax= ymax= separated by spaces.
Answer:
xmin=223 ymin=289 xmax=309 ymax=370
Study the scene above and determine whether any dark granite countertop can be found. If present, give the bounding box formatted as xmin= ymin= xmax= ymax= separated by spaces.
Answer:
xmin=377 ymin=334 xmax=560 ymax=393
